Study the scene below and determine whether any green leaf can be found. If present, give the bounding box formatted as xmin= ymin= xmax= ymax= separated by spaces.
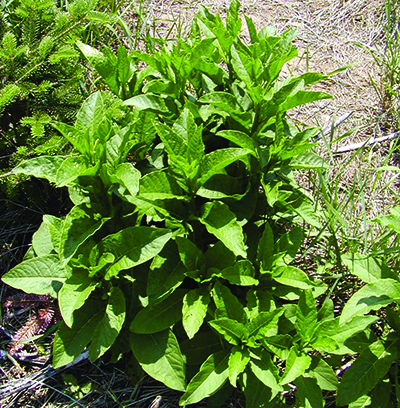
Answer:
xmin=200 ymin=201 xmax=247 ymax=258
xmin=242 ymin=369 xmax=276 ymax=408
xmin=175 ymin=237 xmax=206 ymax=274
xmin=250 ymin=351 xmax=282 ymax=392
xmin=216 ymin=130 xmax=257 ymax=156
xmin=209 ymin=318 xmax=248 ymax=345
xmin=12 ymin=156 xmax=65 ymax=184
xmin=280 ymin=346 xmax=312 ymax=385
xmin=220 ymin=260 xmax=258 ymax=286
xmin=336 ymin=339 xmax=400 ymax=406
xmin=340 ymin=279 xmax=400 ymax=324
xmin=205 ymin=241 xmax=236 ymax=271
xmin=183 ymin=288 xmax=210 ymax=339
xmin=75 ymin=91 xmax=104 ymax=137
xmin=257 ymin=223 xmax=274 ymax=273
xmin=139 ymin=170 xmax=186 ymax=200
xmin=148 ymin=241 xmax=186 ymax=304
xmin=130 ymin=290 xmax=184 ymax=334
xmin=53 ymin=299 xmax=105 ymax=368
xmin=115 ymin=163 xmax=141 ymax=197
xmin=273 ymin=266 xmax=326 ymax=291
xmin=229 ymin=345 xmax=250 ymax=387
xmin=60 ymin=204 xmax=108 ymax=263
xmin=180 ymin=349 xmax=230 ymax=405
xmin=304 ymin=356 xmax=338 ymax=391
xmin=294 ymin=376 xmax=323 ymax=408
xmin=95 ymin=227 xmax=172 ymax=279
xmin=342 ymin=253 xmax=397 ymax=283
xmin=32 ymin=221 xmax=53 ymax=257
xmin=198 ymin=148 xmax=251 ymax=187
xmin=123 ymin=94 xmax=170 ymax=114
xmin=295 ymin=289 xmax=318 ymax=344
xmin=58 ymin=270 xmax=98 ymax=328
xmin=212 ymin=281 xmax=247 ymax=323
xmin=280 ymin=90 xmax=332 ymax=111
xmin=248 ymin=308 xmax=283 ymax=340
xmin=88 ymin=287 xmax=126 ymax=361
xmin=77 ymin=41 xmax=119 ymax=95
xmin=2 ymin=255 xmax=68 ymax=298
xmin=55 ymin=156 xmax=90 ymax=187
xmin=375 ymin=206 xmax=400 ymax=234
xmin=131 ymin=329 xmax=186 ymax=392
xmin=318 ymin=315 xmax=379 ymax=355
xmin=42 ymin=215 xmax=63 ymax=254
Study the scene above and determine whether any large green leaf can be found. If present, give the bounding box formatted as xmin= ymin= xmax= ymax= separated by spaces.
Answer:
xmin=130 ymin=290 xmax=184 ymax=334
xmin=148 ymin=241 xmax=186 ymax=304
xmin=340 ymin=279 xmax=400 ymax=324
xmin=94 ymin=227 xmax=172 ymax=279
xmin=220 ymin=260 xmax=258 ymax=286
xmin=209 ymin=318 xmax=248 ymax=345
xmin=318 ymin=315 xmax=378 ymax=355
xmin=249 ymin=351 xmax=282 ymax=392
xmin=88 ymin=287 xmax=126 ymax=361
xmin=77 ymin=41 xmax=119 ymax=95
xmin=32 ymin=220 xmax=53 ymax=257
xmin=198 ymin=148 xmax=251 ymax=187
xmin=2 ymin=255 xmax=68 ymax=298
xmin=75 ymin=91 xmax=104 ymax=139
xmin=131 ymin=329 xmax=186 ymax=392
xmin=273 ymin=265 xmax=326 ymax=291
xmin=375 ymin=206 xmax=400 ymax=234
xmin=139 ymin=170 xmax=186 ymax=200
xmin=294 ymin=376 xmax=323 ymax=408
xmin=304 ymin=356 xmax=338 ymax=391
xmin=200 ymin=201 xmax=246 ymax=258
xmin=212 ymin=281 xmax=247 ymax=323
xmin=58 ymin=271 xmax=98 ymax=328
xmin=280 ymin=346 xmax=312 ymax=385
xmin=336 ymin=339 xmax=400 ymax=406
xmin=242 ymin=369 xmax=276 ymax=408
xmin=229 ymin=345 xmax=250 ymax=387
xmin=216 ymin=130 xmax=257 ymax=156
xmin=60 ymin=204 xmax=108 ymax=263
xmin=257 ymin=222 xmax=274 ymax=273
xmin=295 ymin=290 xmax=318 ymax=344
xmin=180 ymin=349 xmax=230 ymax=405
xmin=248 ymin=308 xmax=283 ymax=340
xmin=122 ymin=94 xmax=171 ymax=114
xmin=182 ymin=288 xmax=210 ymax=339
xmin=342 ymin=253 xmax=397 ymax=283
xmin=12 ymin=156 xmax=65 ymax=184
xmin=53 ymin=299 xmax=105 ymax=368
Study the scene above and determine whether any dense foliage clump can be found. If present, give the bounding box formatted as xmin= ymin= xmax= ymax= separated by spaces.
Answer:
xmin=2 ymin=1 xmax=400 ymax=406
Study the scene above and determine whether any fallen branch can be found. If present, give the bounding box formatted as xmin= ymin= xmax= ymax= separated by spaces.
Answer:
xmin=319 ymin=111 xmax=354 ymax=140
xmin=0 ymin=351 xmax=88 ymax=399
xmin=334 ymin=131 xmax=399 ymax=154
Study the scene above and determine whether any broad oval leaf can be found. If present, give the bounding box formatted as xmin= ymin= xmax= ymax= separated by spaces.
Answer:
xmin=336 ymin=339 xmax=400 ymax=406
xmin=96 ymin=227 xmax=172 ymax=279
xmin=200 ymin=201 xmax=247 ymax=258
xmin=58 ymin=271 xmax=98 ymax=328
xmin=183 ymin=288 xmax=211 ymax=339
xmin=130 ymin=290 xmax=184 ymax=334
xmin=180 ymin=349 xmax=230 ymax=405
xmin=53 ymin=299 xmax=105 ymax=368
xmin=2 ymin=255 xmax=68 ymax=298
xmin=12 ymin=156 xmax=66 ymax=184
xmin=88 ymin=287 xmax=126 ymax=361
xmin=131 ymin=329 xmax=186 ymax=392
xmin=340 ymin=279 xmax=400 ymax=324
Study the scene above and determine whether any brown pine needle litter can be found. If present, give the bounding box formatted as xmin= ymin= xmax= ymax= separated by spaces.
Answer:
xmin=1 ymin=0 xmax=399 ymax=407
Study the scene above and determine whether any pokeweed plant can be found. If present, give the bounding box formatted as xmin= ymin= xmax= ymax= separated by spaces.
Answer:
xmin=3 ymin=1 xmax=400 ymax=406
